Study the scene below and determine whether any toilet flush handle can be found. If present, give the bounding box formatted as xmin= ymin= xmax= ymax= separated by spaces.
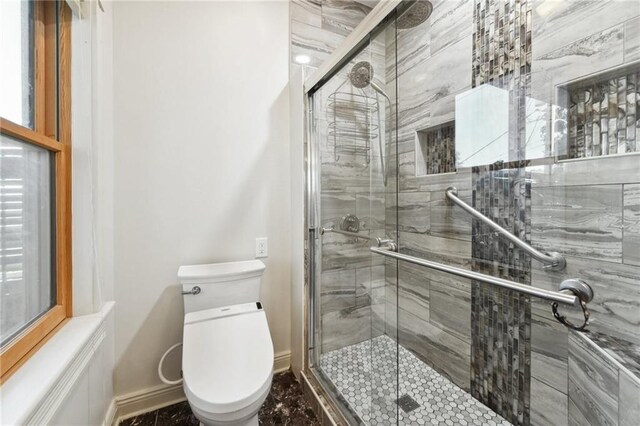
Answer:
xmin=181 ymin=286 xmax=201 ymax=295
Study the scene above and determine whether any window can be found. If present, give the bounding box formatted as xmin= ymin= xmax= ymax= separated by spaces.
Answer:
xmin=0 ymin=0 xmax=71 ymax=383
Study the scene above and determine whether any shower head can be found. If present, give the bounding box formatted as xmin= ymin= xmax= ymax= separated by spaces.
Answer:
xmin=348 ymin=61 xmax=390 ymax=103
xmin=349 ymin=61 xmax=374 ymax=88
xmin=397 ymin=0 xmax=433 ymax=29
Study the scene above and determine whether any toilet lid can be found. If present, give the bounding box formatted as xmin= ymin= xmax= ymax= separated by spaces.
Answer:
xmin=182 ymin=304 xmax=274 ymax=414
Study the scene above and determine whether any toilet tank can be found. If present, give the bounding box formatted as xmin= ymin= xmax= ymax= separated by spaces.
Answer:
xmin=178 ymin=260 xmax=266 ymax=314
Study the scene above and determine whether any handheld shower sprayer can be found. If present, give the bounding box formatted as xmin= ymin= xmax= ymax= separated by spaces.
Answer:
xmin=348 ymin=61 xmax=391 ymax=186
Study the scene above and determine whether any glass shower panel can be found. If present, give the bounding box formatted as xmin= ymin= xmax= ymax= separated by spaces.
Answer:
xmin=391 ymin=1 xmax=640 ymax=426
xmin=309 ymin=26 xmax=399 ymax=425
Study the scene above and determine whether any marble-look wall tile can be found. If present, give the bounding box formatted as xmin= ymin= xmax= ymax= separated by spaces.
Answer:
xmin=531 ymin=25 xmax=625 ymax=104
xmin=531 ymin=0 xmax=639 ymax=59
xmin=428 ymin=187 xmax=472 ymax=241
xmin=624 ymin=16 xmax=640 ymax=63
xmin=321 ymin=268 xmax=356 ymax=313
xmin=531 ymin=185 xmax=623 ymax=263
xmin=291 ymin=0 xmax=322 ymax=27
xmin=623 ymin=184 xmax=640 ymax=266
xmin=429 ymin=277 xmax=471 ymax=343
xmin=321 ymin=232 xmax=382 ymax=271
xmin=619 ymin=369 xmax=640 ymax=426
xmin=397 ymin=308 xmax=471 ymax=391
xmin=396 ymin=191 xmax=431 ymax=233
xmin=401 ymin=167 xmax=473 ymax=193
xmin=398 ymin=231 xmax=472 ymax=268
xmin=533 ymin=254 xmax=640 ymax=345
xmin=321 ymin=305 xmax=372 ymax=353
xmin=395 ymin=19 xmax=431 ymax=79
xmin=429 ymin=0 xmax=473 ymax=57
xmin=531 ymin=298 xmax=569 ymax=360
xmin=355 ymin=264 xmax=385 ymax=307
xmin=531 ymin=281 xmax=569 ymax=395
xmin=568 ymin=332 xmax=619 ymax=426
xmin=320 ymin=158 xmax=381 ymax=192
xmin=291 ymin=19 xmax=345 ymax=69
xmin=586 ymin=331 xmax=640 ymax=379
xmin=321 ymin=192 xmax=356 ymax=225
xmin=568 ymin=399 xmax=593 ymax=426
xmin=385 ymin=261 xmax=430 ymax=323
xmin=531 ymin=350 xmax=568 ymax=394
xmin=530 ymin=377 xmax=568 ymax=426
xmin=356 ymin=192 xmax=386 ymax=231
xmin=320 ymin=0 xmax=373 ymax=37
xmin=527 ymin=155 xmax=640 ymax=188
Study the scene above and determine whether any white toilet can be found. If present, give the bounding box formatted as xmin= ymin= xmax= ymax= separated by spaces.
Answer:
xmin=178 ymin=260 xmax=274 ymax=426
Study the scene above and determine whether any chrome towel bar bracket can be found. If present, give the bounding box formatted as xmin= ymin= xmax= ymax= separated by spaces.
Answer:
xmin=445 ymin=186 xmax=566 ymax=271
xmin=320 ymin=227 xmax=396 ymax=249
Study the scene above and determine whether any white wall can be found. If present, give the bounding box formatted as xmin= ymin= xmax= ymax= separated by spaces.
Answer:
xmin=112 ymin=1 xmax=291 ymax=396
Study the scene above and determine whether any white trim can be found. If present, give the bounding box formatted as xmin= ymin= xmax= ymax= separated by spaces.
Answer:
xmin=304 ymin=0 xmax=402 ymax=93
xmin=102 ymin=399 xmax=117 ymax=426
xmin=28 ymin=324 xmax=106 ymax=425
xmin=1 ymin=302 xmax=115 ymax=426
xmin=112 ymin=383 xmax=186 ymax=425
xmin=274 ymin=350 xmax=292 ymax=373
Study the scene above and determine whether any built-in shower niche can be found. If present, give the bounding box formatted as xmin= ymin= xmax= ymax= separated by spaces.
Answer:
xmin=561 ymin=64 xmax=640 ymax=160
xmin=415 ymin=121 xmax=456 ymax=176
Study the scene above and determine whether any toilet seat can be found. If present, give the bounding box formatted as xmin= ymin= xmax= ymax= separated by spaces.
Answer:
xmin=182 ymin=303 xmax=274 ymax=417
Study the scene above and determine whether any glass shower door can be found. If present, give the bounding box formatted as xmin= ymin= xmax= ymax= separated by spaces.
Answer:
xmin=308 ymin=18 xmax=400 ymax=425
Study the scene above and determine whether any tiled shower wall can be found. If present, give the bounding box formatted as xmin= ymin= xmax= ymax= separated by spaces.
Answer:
xmin=383 ymin=0 xmax=640 ymax=425
xmin=301 ymin=1 xmax=639 ymax=425
xmin=291 ymin=0 xmax=386 ymax=353
xmin=385 ymin=0 xmax=476 ymax=396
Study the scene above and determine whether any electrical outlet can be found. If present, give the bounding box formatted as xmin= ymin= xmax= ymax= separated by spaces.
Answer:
xmin=255 ymin=237 xmax=268 ymax=258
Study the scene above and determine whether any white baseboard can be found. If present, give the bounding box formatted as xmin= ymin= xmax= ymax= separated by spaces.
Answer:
xmin=111 ymin=383 xmax=186 ymax=425
xmin=109 ymin=351 xmax=292 ymax=425
xmin=274 ymin=350 xmax=291 ymax=373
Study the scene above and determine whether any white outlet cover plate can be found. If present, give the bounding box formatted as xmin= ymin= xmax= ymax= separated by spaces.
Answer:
xmin=255 ymin=237 xmax=268 ymax=258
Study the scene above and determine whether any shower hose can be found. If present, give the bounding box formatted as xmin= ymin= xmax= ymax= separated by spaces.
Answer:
xmin=158 ymin=342 xmax=183 ymax=385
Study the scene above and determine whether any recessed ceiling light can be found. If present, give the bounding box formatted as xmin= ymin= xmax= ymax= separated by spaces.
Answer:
xmin=295 ymin=55 xmax=311 ymax=64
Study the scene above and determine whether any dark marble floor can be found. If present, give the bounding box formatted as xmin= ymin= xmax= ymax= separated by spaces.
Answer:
xmin=119 ymin=371 xmax=320 ymax=426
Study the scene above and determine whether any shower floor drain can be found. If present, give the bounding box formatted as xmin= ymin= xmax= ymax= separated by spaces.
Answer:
xmin=395 ymin=394 xmax=420 ymax=413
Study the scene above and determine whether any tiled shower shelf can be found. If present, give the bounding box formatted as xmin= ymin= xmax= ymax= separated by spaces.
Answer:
xmin=415 ymin=122 xmax=456 ymax=177
xmin=320 ymin=335 xmax=511 ymax=426
xmin=564 ymin=67 xmax=640 ymax=160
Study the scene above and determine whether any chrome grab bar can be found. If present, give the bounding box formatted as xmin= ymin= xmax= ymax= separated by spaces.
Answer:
xmin=445 ymin=187 xmax=566 ymax=271
xmin=370 ymin=246 xmax=580 ymax=306
xmin=320 ymin=227 xmax=395 ymax=248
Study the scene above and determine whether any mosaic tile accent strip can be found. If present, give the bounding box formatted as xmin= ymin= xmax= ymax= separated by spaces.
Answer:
xmin=567 ymin=70 xmax=640 ymax=159
xmin=417 ymin=122 xmax=456 ymax=175
xmin=472 ymin=0 xmax=532 ymax=88
xmin=471 ymin=165 xmax=533 ymax=426
xmin=319 ymin=335 xmax=512 ymax=426
xmin=470 ymin=1 xmax=534 ymax=424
